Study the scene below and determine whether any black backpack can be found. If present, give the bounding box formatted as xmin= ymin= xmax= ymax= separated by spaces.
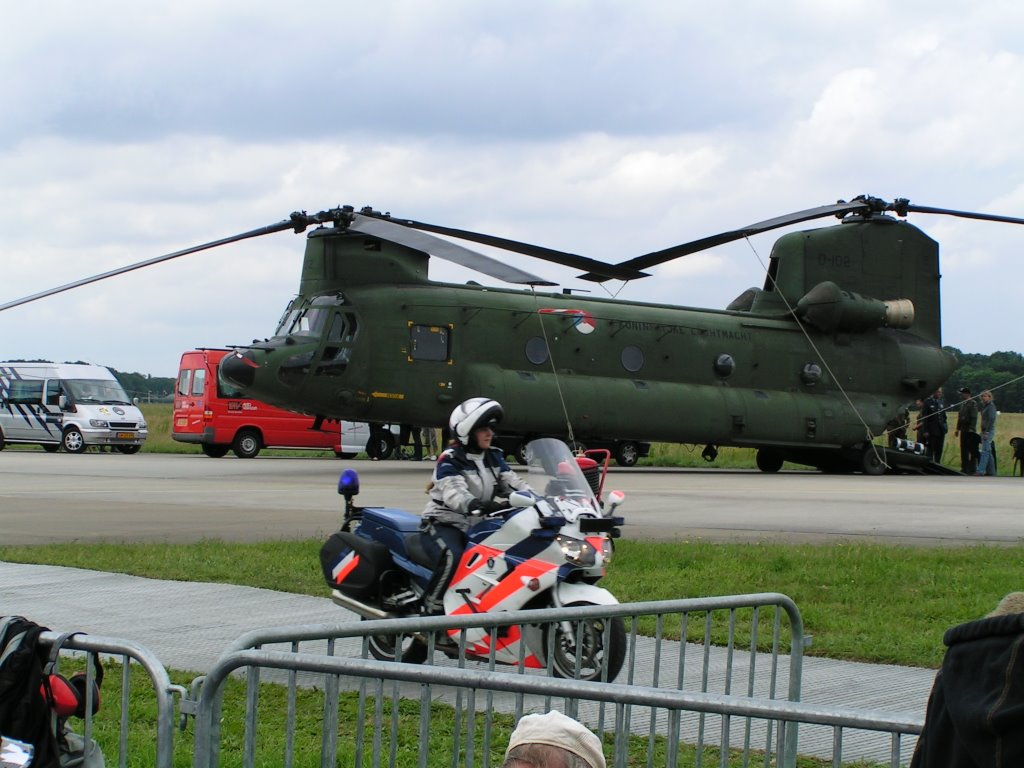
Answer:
xmin=0 ymin=616 xmax=61 ymax=768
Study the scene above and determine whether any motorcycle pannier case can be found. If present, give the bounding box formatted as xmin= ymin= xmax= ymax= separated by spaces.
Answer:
xmin=319 ymin=531 xmax=393 ymax=600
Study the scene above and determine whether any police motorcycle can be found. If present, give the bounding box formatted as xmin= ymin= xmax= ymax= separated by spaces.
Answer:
xmin=319 ymin=438 xmax=627 ymax=682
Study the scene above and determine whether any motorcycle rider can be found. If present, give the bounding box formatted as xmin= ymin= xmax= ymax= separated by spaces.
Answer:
xmin=421 ymin=397 xmax=531 ymax=614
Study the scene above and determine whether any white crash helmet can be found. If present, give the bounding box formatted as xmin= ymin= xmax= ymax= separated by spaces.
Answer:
xmin=449 ymin=397 xmax=503 ymax=446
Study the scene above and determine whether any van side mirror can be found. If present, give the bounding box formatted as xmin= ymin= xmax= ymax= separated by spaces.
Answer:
xmin=133 ymin=396 xmax=140 ymax=406
xmin=59 ymin=394 xmax=68 ymax=410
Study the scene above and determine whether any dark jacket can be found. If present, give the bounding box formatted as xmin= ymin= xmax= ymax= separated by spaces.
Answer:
xmin=921 ymin=396 xmax=948 ymax=437
xmin=909 ymin=612 xmax=1024 ymax=767
xmin=956 ymin=399 xmax=978 ymax=434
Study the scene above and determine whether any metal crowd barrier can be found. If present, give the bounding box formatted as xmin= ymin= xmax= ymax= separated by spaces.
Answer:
xmin=190 ymin=594 xmax=809 ymax=767
xmin=191 ymin=650 xmax=923 ymax=768
xmin=38 ymin=630 xmax=183 ymax=768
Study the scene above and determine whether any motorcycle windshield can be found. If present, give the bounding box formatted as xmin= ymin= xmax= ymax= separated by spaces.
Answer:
xmin=523 ymin=438 xmax=601 ymax=516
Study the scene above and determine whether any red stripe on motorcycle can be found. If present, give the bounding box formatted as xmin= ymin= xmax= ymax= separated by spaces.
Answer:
xmin=332 ymin=552 xmax=360 ymax=584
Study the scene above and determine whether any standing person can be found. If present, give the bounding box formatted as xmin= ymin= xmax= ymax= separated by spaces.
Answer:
xmin=421 ymin=425 xmax=440 ymax=461
xmin=420 ymin=397 xmax=531 ymax=615
xmin=886 ymin=406 xmax=911 ymax=448
xmin=954 ymin=387 xmax=979 ymax=475
xmin=975 ymin=390 xmax=998 ymax=476
xmin=913 ymin=398 xmax=928 ymax=449
xmin=921 ymin=388 xmax=948 ymax=463
xmin=503 ymin=710 xmax=606 ymax=768
xmin=397 ymin=424 xmax=423 ymax=461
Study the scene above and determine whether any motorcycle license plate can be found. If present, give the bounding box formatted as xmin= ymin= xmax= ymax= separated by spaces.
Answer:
xmin=116 ymin=432 xmax=134 ymax=440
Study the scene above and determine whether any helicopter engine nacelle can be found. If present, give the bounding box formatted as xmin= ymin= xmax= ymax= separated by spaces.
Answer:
xmin=795 ymin=281 xmax=914 ymax=334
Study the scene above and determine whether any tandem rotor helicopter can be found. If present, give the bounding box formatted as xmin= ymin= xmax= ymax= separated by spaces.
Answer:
xmin=5 ymin=194 xmax=1024 ymax=473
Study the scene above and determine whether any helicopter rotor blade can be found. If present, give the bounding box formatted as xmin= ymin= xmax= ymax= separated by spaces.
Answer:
xmin=0 ymin=214 xmax=315 ymax=313
xmin=349 ymin=213 xmax=557 ymax=286
xmin=578 ymin=200 xmax=872 ymax=282
xmin=892 ymin=201 xmax=1024 ymax=226
xmin=390 ymin=217 xmax=650 ymax=281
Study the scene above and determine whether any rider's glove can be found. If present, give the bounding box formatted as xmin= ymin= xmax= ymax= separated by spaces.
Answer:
xmin=469 ymin=499 xmax=504 ymax=516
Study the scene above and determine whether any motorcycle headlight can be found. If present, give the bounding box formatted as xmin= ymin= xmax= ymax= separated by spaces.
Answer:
xmin=89 ymin=419 xmax=109 ymax=428
xmin=556 ymin=534 xmax=596 ymax=567
xmin=600 ymin=538 xmax=614 ymax=564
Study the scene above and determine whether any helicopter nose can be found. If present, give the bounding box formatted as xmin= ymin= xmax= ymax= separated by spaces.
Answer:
xmin=221 ymin=349 xmax=259 ymax=389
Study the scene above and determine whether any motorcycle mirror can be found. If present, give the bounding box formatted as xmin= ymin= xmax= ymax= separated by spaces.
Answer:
xmin=508 ymin=490 xmax=537 ymax=508
xmin=605 ymin=490 xmax=625 ymax=515
xmin=337 ymin=468 xmax=360 ymax=498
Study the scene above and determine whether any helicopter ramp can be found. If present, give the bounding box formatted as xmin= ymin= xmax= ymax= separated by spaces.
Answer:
xmin=883 ymin=447 xmax=963 ymax=475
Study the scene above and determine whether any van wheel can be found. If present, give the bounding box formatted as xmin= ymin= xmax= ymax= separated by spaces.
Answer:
xmin=0 ymin=428 xmax=6 ymax=451
xmin=62 ymin=428 xmax=87 ymax=454
xmin=614 ymin=441 xmax=640 ymax=467
xmin=201 ymin=444 xmax=230 ymax=458
xmin=232 ymin=429 xmax=262 ymax=459
xmin=42 ymin=444 xmax=60 ymax=453
xmin=115 ymin=445 xmax=141 ymax=455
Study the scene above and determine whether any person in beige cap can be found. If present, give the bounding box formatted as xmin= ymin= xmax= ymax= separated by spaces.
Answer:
xmin=503 ymin=710 xmax=606 ymax=768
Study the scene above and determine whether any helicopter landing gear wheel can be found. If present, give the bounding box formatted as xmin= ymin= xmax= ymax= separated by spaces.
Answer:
xmin=861 ymin=446 xmax=886 ymax=475
xmin=543 ymin=601 xmax=626 ymax=682
xmin=614 ymin=441 xmax=640 ymax=467
xmin=362 ymin=619 xmax=429 ymax=664
xmin=365 ymin=428 xmax=396 ymax=460
xmin=515 ymin=439 xmax=533 ymax=465
xmin=756 ymin=449 xmax=784 ymax=473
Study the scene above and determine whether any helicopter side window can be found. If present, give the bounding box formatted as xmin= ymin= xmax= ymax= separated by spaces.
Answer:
xmin=621 ymin=345 xmax=644 ymax=373
xmin=409 ymin=325 xmax=450 ymax=362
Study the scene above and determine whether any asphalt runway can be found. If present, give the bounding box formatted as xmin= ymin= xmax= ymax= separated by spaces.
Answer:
xmin=2 ymin=451 xmax=1022 ymax=546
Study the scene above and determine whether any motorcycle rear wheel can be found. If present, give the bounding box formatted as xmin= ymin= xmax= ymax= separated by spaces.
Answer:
xmin=362 ymin=618 xmax=429 ymax=664
xmin=543 ymin=601 xmax=626 ymax=682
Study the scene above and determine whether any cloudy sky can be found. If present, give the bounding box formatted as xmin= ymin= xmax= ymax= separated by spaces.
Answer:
xmin=3 ymin=1 xmax=1023 ymax=378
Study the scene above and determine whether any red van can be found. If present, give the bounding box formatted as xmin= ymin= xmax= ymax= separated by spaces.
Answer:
xmin=173 ymin=348 xmax=348 ymax=458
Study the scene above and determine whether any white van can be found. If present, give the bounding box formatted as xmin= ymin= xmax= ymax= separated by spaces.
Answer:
xmin=0 ymin=363 xmax=148 ymax=453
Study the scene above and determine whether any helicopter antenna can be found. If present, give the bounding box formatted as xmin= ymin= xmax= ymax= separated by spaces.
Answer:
xmin=741 ymin=236 xmax=891 ymax=469
xmin=531 ymin=289 xmax=578 ymax=449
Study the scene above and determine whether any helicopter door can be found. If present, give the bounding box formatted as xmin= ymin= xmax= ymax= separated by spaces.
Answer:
xmin=314 ymin=312 xmax=358 ymax=377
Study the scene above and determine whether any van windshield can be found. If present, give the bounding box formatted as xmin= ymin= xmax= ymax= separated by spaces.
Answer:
xmin=66 ymin=379 xmax=132 ymax=405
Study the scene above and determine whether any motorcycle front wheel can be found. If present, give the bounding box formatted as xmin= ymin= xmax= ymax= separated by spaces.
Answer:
xmin=543 ymin=601 xmax=626 ymax=682
xmin=362 ymin=618 xmax=429 ymax=664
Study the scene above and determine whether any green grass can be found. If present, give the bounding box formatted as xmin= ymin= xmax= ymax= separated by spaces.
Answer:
xmin=4 ymin=538 xmax=1021 ymax=669
xmin=85 ymin=662 xmax=838 ymax=768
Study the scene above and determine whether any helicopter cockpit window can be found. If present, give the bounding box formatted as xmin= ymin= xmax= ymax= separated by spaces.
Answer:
xmin=409 ymin=325 xmax=450 ymax=362
xmin=291 ymin=295 xmax=343 ymax=337
xmin=316 ymin=313 xmax=356 ymax=377
xmin=274 ymin=297 xmax=302 ymax=336
xmin=621 ymin=345 xmax=644 ymax=373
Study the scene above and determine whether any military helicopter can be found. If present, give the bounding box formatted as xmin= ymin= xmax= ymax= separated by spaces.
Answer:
xmin=5 ymin=195 xmax=1023 ymax=473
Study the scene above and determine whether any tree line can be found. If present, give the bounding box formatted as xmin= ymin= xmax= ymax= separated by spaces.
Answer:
xmin=941 ymin=348 xmax=1024 ymax=412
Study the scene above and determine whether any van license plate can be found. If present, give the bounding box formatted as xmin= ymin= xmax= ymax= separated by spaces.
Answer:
xmin=116 ymin=432 xmax=134 ymax=439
